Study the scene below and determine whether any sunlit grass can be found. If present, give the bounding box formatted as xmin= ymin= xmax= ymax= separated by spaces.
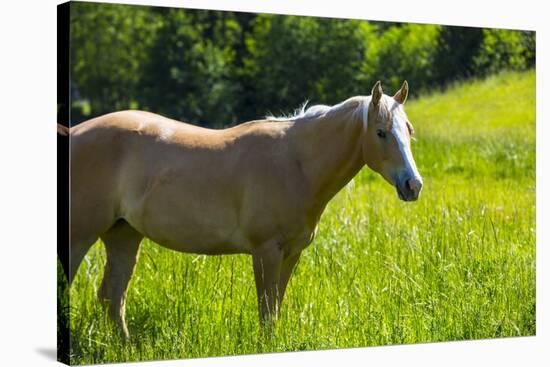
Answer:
xmin=68 ymin=70 xmax=535 ymax=364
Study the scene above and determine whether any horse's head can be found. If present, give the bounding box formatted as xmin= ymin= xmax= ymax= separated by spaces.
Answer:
xmin=362 ymin=81 xmax=423 ymax=201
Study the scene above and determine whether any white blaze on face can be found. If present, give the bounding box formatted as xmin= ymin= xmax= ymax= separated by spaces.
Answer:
xmin=388 ymin=97 xmax=422 ymax=185
xmin=362 ymin=97 xmax=370 ymax=132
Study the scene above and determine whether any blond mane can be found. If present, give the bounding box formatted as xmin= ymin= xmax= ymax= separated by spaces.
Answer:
xmin=267 ymin=97 xmax=368 ymax=124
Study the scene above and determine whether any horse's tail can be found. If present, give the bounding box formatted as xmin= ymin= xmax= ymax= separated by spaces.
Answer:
xmin=57 ymin=123 xmax=69 ymax=137
xmin=57 ymin=123 xmax=70 ymax=281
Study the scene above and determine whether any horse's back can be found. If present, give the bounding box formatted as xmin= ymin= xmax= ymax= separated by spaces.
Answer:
xmin=71 ymin=110 xmax=213 ymax=140
xmin=70 ymin=110 xmax=227 ymax=187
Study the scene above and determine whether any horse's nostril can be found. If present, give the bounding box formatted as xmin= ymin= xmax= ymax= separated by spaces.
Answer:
xmin=406 ymin=178 xmax=422 ymax=194
xmin=405 ymin=179 xmax=412 ymax=192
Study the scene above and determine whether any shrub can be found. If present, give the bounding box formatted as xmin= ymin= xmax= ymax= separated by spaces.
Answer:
xmin=473 ymin=29 xmax=536 ymax=75
xmin=241 ymin=15 xmax=375 ymax=119
xmin=363 ymin=24 xmax=441 ymax=94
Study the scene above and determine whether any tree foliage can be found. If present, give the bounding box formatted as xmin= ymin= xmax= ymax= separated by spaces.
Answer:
xmin=363 ymin=24 xmax=441 ymax=93
xmin=473 ymin=29 xmax=535 ymax=75
xmin=67 ymin=2 xmax=535 ymax=126
xmin=136 ymin=8 xmax=243 ymax=126
xmin=70 ymin=2 xmax=159 ymax=121
xmin=239 ymin=16 xmax=374 ymax=120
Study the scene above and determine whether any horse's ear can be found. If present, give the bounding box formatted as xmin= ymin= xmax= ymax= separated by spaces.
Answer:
xmin=393 ymin=80 xmax=409 ymax=104
xmin=371 ymin=81 xmax=383 ymax=106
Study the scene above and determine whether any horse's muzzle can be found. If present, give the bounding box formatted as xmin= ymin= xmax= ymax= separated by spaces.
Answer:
xmin=396 ymin=176 xmax=422 ymax=201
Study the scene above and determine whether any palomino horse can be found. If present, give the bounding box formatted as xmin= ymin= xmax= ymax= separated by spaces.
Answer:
xmin=63 ymin=81 xmax=422 ymax=338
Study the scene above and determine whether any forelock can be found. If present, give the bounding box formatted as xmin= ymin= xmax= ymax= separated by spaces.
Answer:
xmin=370 ymin=95 xmax=393 ymax=129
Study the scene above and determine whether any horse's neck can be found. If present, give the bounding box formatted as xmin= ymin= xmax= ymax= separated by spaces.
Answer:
xmin=289 ymin=106 xmax=365 ymax=212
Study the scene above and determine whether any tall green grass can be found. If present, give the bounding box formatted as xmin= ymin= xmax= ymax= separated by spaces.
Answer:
xmin=68 ymin=70 xmax=535 ymax=364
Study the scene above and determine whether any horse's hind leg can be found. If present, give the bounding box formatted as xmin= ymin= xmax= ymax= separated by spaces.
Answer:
xmin=70 ymin=235 xmax=97 ymax=286
xmin=98 ymin=220 xmax=143 ymax=339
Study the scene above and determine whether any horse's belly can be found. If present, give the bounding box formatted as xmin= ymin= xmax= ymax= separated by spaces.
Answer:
xmin=145 ymin=222 xmax=252 ymax=255
xmin=151 ymin=233 xmax=251 ymax=255
xmin=124 ymin=189 xmax=253 ymax=255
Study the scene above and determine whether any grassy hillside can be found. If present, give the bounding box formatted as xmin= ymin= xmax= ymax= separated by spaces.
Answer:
xmin=68 ymin=70 xmax=536 ymax=364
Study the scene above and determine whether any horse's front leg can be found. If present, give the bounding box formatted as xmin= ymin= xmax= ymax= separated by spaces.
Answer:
xmin=252 ymin=241 xmax=284 ymax=327
xmin=276 ymin=250 xmax=302 ymax=311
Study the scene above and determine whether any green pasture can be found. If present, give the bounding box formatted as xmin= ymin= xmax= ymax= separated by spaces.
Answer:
xmin=66 ymin=70 xmax=536 ymax=364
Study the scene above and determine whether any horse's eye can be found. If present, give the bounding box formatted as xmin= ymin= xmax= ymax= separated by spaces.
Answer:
xmin=377 ymin=129 xmax=386 ymax=139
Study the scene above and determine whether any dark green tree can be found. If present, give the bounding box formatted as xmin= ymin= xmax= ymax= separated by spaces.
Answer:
xmin=241 ymin=15 xmax=375 ymax=120
xmin=137 ymin=8 xmax=243 ymax=127
xmin=67 ymin=3 xmax=535 ymax=127
xmin=473 ymin=29 xmax=536 ymax=75
xmin=363 ymin=23 xmax=441 ymax=94
xmin=432 ymin=26 xmax=484 ymax=84
xmin=70 ymin=2 xmax=160 ymax=122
